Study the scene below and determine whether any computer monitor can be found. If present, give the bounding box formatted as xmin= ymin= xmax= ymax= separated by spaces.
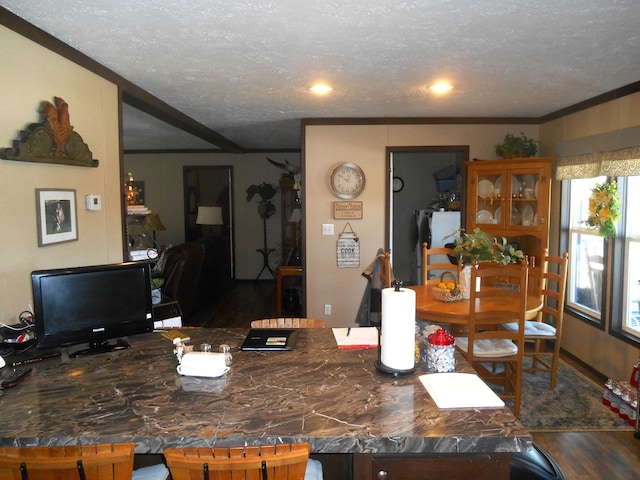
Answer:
xmin=31 ymin=261 xmax=153 ymax=356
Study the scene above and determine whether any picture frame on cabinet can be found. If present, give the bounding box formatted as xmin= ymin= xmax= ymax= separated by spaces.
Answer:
xmin=35 ymin=188 xmax=78 ymax=246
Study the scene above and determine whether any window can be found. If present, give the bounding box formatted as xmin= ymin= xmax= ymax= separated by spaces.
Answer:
xmin=565 ymin=176 xmax=606 ymax=326
xmin=564 ymin=175 xmax=640 ymax=347
xmin=611 ymin=175 xmax=640 ymax=343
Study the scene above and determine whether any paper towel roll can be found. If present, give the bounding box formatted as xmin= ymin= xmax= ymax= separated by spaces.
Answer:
xmin=381 ymin=287 xmax=416 ymax=371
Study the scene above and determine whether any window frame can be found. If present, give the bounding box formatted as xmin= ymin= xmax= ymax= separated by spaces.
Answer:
xmin=560 ymin=178 xmax=606 ymax=330
xmin=561 ymin=176 xmax=640 ymax=349
xmin=609 ymin=177 xmax=640 ymax=347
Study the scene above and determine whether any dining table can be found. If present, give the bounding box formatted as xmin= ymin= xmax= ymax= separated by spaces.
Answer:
xmin=408 ymin=279 xmax=544 ymax=325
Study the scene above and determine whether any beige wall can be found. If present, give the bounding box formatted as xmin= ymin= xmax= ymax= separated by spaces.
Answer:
xmin=540 ymin=91 xmax=640 ymax=380
xmin=304 ymin=123 xmax=540 ymax=327
xmin=124 ymin=152 xmax=300 ymax=280
xmin=0 ymin=26 xmax=121 ymax=326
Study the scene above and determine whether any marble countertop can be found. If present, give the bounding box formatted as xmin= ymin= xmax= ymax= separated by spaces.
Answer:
xmin=0 ymin=328 xmax=531 ymax=454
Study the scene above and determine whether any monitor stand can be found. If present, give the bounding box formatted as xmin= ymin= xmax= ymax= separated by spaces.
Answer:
xmin=70 ymin=338 xmax=131 ymax=357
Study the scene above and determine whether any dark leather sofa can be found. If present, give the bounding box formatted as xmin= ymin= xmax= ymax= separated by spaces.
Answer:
xmin=160 ymin=240 xmax=206 ymax=322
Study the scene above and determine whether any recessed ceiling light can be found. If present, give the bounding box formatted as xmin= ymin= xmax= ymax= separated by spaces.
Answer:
xmin=309 ymin=84 xmax=333 ymax=95
xmin=428 ymin=82 xmax=453 ymax=94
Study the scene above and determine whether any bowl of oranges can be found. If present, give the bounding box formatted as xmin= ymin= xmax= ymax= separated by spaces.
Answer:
xmin=432 ymin=271 xmax=464 ymax=302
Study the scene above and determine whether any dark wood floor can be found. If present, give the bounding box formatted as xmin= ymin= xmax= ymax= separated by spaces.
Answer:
xmin=531 ymin=354 xmax=640 ymax=479
xmin=189 ymin=280 xmax=640 ymax=479
xmin=189 ymin=280 xmax=279 ymax=328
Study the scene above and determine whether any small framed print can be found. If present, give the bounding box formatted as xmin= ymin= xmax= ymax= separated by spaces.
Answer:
xmin=35 ymin=189 xmax=78 ymax=246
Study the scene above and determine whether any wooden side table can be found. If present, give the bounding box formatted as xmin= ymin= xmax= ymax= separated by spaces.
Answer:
xmin=276 ymin=265 xmax=303 ymax=315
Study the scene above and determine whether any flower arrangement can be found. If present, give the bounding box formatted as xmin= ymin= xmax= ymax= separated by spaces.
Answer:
xmin=583 ymin=181 xmax=620 ymax=238
xmin=448 ymin=227 xmax=525 ymax=266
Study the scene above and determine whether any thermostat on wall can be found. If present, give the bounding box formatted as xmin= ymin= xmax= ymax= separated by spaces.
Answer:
xmin=85 ymin=194 xmax=101 ymax=211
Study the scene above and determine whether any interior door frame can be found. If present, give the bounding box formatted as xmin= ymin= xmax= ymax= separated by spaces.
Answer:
xmin=385 ymin=145 xmax=469 ymax=259
xmin=183 ymin=165 xmax=235 ymax=278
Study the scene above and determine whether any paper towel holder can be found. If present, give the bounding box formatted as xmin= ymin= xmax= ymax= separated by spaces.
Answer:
xmin=375 ymin=278 xmax=417 ymax=377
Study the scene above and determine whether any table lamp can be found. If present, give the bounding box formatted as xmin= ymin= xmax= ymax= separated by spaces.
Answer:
xmin=143 ymin=213 xmax=166 ymax=248
xmin=196 ymin=205 xmax=224 ymax=236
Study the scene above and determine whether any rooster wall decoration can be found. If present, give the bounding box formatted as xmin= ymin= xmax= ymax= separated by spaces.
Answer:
xmin=0 ymin=96 xmax=99 ymax=167
xmin=41 ymin=97 xmax=73 ymax=157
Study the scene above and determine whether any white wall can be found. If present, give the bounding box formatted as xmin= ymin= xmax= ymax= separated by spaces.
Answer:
xmin=0 ymin=26 xmax=121 ymax=326
xmin=124 ymin=152 xmax=300 ymax=280
xmin=304 ymin=123 xmax=540 ymax=327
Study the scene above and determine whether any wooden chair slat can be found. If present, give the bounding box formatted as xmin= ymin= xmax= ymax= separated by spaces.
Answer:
xmin=164 ymin=443 xmax=311 ymax=480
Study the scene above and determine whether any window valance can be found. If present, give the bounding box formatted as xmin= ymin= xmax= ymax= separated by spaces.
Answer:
xmin=555 ymin=125 xmax=640 ymax=180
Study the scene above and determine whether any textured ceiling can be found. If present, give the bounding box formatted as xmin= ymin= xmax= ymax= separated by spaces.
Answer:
xmin=3 ymin=0 xmax=640 ymax=151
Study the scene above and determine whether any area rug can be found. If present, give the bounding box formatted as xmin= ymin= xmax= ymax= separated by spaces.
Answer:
xmin=494 ymin=359 xmax=634 ymax=432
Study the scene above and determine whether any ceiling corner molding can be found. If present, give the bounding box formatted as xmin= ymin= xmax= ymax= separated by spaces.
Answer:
xmin=302 ymin=117 xmax=539 ymax=127
xmin=540 ymin=81 xmax=640 ymax=124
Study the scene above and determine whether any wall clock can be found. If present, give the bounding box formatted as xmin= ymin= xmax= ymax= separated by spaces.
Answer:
xmin=329 ymin=162 xmax=366 ymax=199
xmin=393 ymin=176 xmax=404 ymax=193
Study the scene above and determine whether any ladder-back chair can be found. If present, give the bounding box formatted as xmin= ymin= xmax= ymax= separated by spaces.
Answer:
xmin=456 ymin=261 xmax=528 ymax=417
xmin=164 ymin=443 xmax=319 ymax=480
xmin=251 ymin=318 xmax=325 ymax=328
xmin=421 ymin=242 xmax=459 ymax=285
xmin=503 ymin=251 xmax=569 ymax=389
xmin=0 ymin=443 xmax=135 ymax=480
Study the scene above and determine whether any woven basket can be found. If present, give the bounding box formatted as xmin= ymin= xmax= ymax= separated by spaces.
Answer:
xmin=432 ymin=271 xmax=464 ymax=302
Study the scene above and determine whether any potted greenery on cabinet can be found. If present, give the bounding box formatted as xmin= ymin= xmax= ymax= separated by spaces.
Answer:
xmin=495 ymin=132 xmax=538 ymax=159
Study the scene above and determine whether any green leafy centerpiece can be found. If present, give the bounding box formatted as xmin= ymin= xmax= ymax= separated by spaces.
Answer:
xmin=448 ymin=227 xmax=525 ymax=298
xmin=449 ymin=227 xmax=525 ymax=266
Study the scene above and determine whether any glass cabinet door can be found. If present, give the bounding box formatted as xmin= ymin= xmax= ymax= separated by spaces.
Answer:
xmin=506 ymin=168 xmax=547 ymax=231
xmin=473 ymin=173 xmax=505 ymax=228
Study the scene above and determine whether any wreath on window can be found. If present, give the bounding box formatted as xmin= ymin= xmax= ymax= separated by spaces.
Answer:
xmin=583 ymin=181 xmax=620 ymax=238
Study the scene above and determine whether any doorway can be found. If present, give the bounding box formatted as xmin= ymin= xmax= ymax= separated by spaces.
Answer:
xmin=183 ymin=166 xmax=234 ymax=281
xmin=387 ymin=146 xmax=469 ymax=285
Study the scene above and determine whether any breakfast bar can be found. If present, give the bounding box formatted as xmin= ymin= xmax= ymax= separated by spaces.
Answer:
xmin=0 ymin=328 xmax=531 ymax=479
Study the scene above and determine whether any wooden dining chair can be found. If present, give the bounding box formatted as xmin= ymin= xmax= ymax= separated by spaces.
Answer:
xmin=455 ymin=261 xmax=528 ymax=417
xmin=251 ymin=318 xmax=326 ymax=328
xmin=0 ymin=443 xmax=136 ymax=480
xmin=421 ymin=242 xmax=459 ymax=285
xmin=502 ymin=251 xmax=569 ymax=390
xmin=164 ymin=443 xmax=321 ymax=480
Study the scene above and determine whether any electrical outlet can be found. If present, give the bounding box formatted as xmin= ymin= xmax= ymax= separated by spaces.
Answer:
xmin=324 ymin=304 xmax=332 ymax=315
xmin=322 ymin=224 xmax=334 ymax=236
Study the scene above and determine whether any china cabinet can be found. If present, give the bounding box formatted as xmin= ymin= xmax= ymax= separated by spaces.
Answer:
xmin=465 ymin=157 xmax=553 ymax=293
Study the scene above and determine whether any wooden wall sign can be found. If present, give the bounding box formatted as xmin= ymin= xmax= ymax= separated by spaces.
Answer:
xmin=337 ymin=223 xmax=360 ymax=268
xmin=0 ymin=97 xmax=99 ymax=167
xmin=333 ymin=201 xmax=363 ymax=219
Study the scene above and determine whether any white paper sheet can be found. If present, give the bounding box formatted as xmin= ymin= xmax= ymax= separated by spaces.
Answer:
xmin=332 ymin=327 xmax=378 ymax=349
xmin=419 ymin=373 xmax=505 ymax=409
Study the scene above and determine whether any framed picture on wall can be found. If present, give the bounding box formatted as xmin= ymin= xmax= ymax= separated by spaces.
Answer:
xmin=35 ymin=189 xmax=78 ymax=246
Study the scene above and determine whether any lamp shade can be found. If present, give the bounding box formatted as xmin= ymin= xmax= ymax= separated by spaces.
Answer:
xmin=288 ymin=208 xmax=302 ymax=223
xmin=144 ymin=213 xmax=166 ymax=231
xmin=196 ymin=205 xmax=224 ymax=225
